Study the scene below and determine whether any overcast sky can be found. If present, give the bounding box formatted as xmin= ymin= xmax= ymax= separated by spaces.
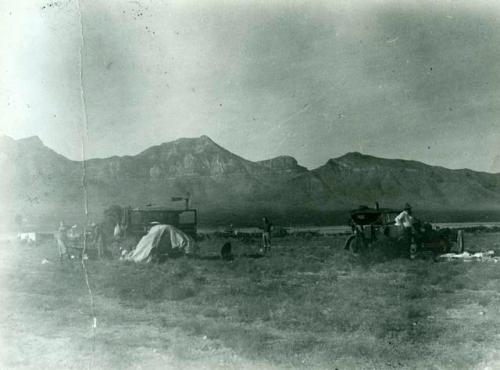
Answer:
xmin=1 ymin=0 xmax=500 ymax=172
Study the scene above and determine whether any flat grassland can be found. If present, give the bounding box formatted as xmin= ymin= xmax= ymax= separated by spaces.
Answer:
xmin=1 ymin=232 xmax=500 ymax=369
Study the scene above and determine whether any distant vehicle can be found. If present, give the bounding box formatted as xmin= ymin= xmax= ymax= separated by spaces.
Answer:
xmin=344 ymin=205 xmax=464 ymax=257
xmin=121 ymin=206 xmax=198 ymax=240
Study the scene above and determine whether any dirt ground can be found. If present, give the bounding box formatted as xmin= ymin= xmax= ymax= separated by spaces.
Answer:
xmin=2 ymin=232 xmax=500 ymax=369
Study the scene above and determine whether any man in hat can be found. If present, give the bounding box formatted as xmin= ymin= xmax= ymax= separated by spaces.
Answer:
xmin=395 ymin=203 xmax=416 ymax=258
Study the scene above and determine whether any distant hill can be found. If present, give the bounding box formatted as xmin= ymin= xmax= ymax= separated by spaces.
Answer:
xmin=1 ymin=135 xmax=500 ymax=227
xmin=312 ymin=152 xmax=500 ymax=211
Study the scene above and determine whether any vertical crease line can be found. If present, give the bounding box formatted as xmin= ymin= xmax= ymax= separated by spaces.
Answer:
xmin=76 ymin=0 xmax=97 ymax=368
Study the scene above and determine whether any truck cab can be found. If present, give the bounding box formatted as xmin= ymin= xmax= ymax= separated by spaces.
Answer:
xmin=122 ymin=206 xmax=197 ymax=239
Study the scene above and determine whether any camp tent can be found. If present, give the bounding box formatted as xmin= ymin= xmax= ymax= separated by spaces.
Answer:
xmin=124 ymin=224 xmax=196 ymax=263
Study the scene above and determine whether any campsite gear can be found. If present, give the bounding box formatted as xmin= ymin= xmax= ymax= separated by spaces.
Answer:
xmin=410 ymin=241 xmax=417 ymax=260
xmin=438 ymin=250 xmax=497 ymax=262
xmin=17 ymin=232 xmax=53 ymax=246
xmin=221 ymin=242 xmax=233 ymax=261
xmin=345 ymin=205 xmax=465 ymax=258
xmin=17 ymin=232 xmax=37 ymax=245
xmin=125 ymin=224 xmax=196 ymax=263
xmin=223 ymin=224 xmax=236 ymax=237
xmin=121 ymin=206 xmax=197 ymax=240
xmin=63 ymin=226 xmax=104 ymax=260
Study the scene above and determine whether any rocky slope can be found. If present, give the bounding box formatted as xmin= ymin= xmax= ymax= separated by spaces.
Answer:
xmin=1 ymin=135 xmax=499 ymax=226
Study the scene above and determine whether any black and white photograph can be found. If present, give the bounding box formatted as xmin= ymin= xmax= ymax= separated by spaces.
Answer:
xmin=1 ymin=0 xmax=500 ymax=368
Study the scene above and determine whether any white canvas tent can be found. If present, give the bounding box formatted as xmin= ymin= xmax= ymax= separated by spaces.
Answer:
xmin=124 ymin=224 xmax=196 ymax=263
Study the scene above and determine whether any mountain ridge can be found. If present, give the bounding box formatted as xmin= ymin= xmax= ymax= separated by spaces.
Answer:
xmin=3 ymin=134 xmax=496 ymax=175
xmin=1 ymin=134 xmax=500 ymax=226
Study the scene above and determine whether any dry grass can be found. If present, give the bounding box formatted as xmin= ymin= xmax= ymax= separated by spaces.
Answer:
xmin=2 ymin=232 xmax=500 ymax=369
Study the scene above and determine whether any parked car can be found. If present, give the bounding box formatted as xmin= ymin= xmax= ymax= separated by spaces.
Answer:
xmin=344 ymin=205 xmax=464 ymax=257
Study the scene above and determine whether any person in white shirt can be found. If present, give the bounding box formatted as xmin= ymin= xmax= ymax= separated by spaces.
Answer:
xmin=395 ymin=204 xmax=413 ymax=228
xmin=395 ymin=203 xmax=415 ymax=257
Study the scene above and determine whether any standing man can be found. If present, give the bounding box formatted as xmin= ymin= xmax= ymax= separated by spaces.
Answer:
xmin=261 ymin=217 xmax=273 ymax=254
xmin=56 ymin=221 xmax=71 ymax=262
xmin=90 ymin=222 xmax=105 ymax=259
xmin=395 ymin=203 xmax=416 ymax=259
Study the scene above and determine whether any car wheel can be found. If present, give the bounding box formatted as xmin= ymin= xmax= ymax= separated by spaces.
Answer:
xmin=346 ymin=234 xmax=365 ymax=256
